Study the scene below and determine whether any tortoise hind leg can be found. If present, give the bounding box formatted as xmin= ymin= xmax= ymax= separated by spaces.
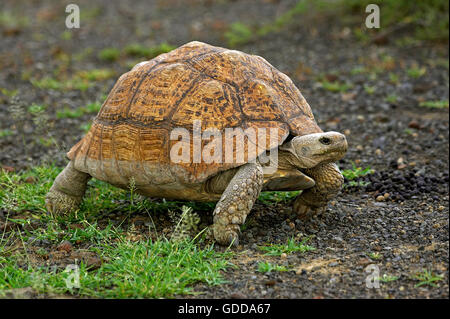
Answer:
xmin=213 ymin=163 xmax=263 ymax=246
xmin=45 ymin=161 xmax=91 ymax=215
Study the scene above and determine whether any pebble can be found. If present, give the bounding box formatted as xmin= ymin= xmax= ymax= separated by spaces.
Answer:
xmin=408 ymin=121 xmax=421 ymax=130
xmin=329 ymin=262 xmax=339 ymax=267
xmin=230 ymin=292 xmax=246 ymax=299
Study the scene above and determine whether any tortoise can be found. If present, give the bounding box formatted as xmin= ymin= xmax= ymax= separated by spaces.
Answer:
xmin=46 ymin=41 xmax=347 ymax=246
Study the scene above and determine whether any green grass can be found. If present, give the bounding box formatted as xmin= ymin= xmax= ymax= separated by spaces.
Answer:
xmin=0 ymin=238 xmax=232 ymax=298
xmin=378 ymin=274 xmax=399 ymax=283
xmin=77 ymin=69 xmax=116 ymax=81
xmin=363 ymin=85 xmax=376 ymax=95
xmin=224 ymin=22 xmax=253 ymax=48
xmin=385 ymin=94 xmax=399 ymax=104
xmin=124 ymin=43 xmax=175 ymax=59
xmin=0 ymin=88 xmax=18 ymax=98
xmin=0 ymin=129 xmax=13 ymax=138
xmin=388 ymin=73 xmax=400 ymax=85
xmin=258 ymin=191 xmax=300 ymax=205
xmin=98 ymin=48 xmax=120 ymax=62
xmin=320 ymin=80 xmax=353 ymax=93
xmin=79 ymin=122 xmax=92 ymax=133
xmin=0 ymin=165 xmax=234 ymax=298
xmin=30 ymin=77 xmax=90 ymax=91
xmin=342 ymin=162 xmax=374 ymax=188
xmin=257 ymin=262 xmax=290 ymax=273
xmin=31 ymin=68 xmax=115 ymax=92
xmin=27 ymin=104 xmax=46 ymax=114
xmin=413 ymin=269 xmax=444 ymax=288
xmin=407 ymin=66 xmax=427 ymax=79
xmin=259 ymin=237 xmax=315 ymax=256
xmin=350 ymin=66 xmax=366 ymax=75
xmin=368 ymin=252 xmax=382 ymax=260
xmin=60 ymin=30 xmax=72 ymax=41
xmin=0 ymin=11 xmax=29 ymax=29
xmin=57 ymin=102 xmax=102 ymax=119
xmin=342 ymin=162 xmax=374 ymax=181
xmin=419 ymin=100 xmax=449 ymax=109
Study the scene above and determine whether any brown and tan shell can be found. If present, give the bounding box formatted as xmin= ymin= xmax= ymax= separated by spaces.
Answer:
xmin=67 ymin=41 xmax=321 ymax=188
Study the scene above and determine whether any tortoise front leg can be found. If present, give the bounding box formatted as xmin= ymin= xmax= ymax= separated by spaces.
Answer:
xmin=213 ymin=163 xmax=263 ymax=246
xmin=45 ymin=161 xmax=91 ymax=215
xmin=293 ymin=163 xmax=344 ymax=219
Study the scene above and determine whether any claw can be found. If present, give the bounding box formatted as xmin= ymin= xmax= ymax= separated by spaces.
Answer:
xmin=213 ymin=224 xmax=240 ymax=247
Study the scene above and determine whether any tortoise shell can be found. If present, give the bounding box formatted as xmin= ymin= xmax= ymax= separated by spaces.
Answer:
xmin=67 ymin=41 xmax=322 ymax=187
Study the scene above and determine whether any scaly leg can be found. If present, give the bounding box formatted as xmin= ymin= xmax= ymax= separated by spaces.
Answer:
xmin=293 ymin=163 xmax=343 ymax=219
xmin=213 ymin=163 xmax=263 ymax=246
xmin=45 ymin=161 xmax=91 ymax=215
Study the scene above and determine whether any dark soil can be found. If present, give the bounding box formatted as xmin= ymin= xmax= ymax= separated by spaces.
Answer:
xmin=0 ymin=0 xmax=448 ymax=298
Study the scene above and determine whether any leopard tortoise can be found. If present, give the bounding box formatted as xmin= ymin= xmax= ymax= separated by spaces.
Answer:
xmin=46 ymin=41 xmax=347 ymax=246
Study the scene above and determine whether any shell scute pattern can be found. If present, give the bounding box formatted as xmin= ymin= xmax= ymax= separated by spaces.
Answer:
xmin=68 ymin=41 xmax=320 ymax=183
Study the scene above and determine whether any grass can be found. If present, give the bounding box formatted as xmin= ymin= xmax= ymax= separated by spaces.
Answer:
xmin=363 ymin=85 xmax=376 ymax=95
xmin=342 ymin=162 xmax=374 ymax=181
xmin=259 ymin=237 xmax=315 ymax=256
xmin=0 ymin=165 xmax=234 ymax=298
xmin=368 ymin=252 xmax=382 ymax=260
xmin=31 ymin=77 xmax=89 ymax=91
xmin=57 ymin=102 xmax=102 ymax=119
xmin=0 ymin=129 xmax=13 ymax=138
xmin=76 ymin=69 xmax=116 ymax=81
xmin=378 ymin=274 xmax=399 ymax=283
xmin=124 ymin=43 xmax=175 ymax=59
xmin=419 ymin=100 xmax=449 ymax=109
xmin=413 ymin=269 xmax=444 ymax=288
xmin=342 ymin=162 xmax=374 ymax=188
xmin=0 ymin=11 xmax=29 ymax=29
xmin=224 ymin=22 xmax=253 ymax=48
xmin=0 ymin=88 xmax=18 ymax=98
xmin=0 ymin=238 xmax=233 ymax=298
xmin=27 ymin=104 xmax=46 ymax=114
xmin=258 ymin=191 xmax=300 ymax=205
xmin=389 ymin=73 xmax=399 ymax=85
xmin=31 ymin=67 xmax=116 ymax=92
xmin=98 ymin=43 xmax=175 ymax=62
xmin=98 ymin=48 xmax=120 ymax=62
xmin=407 ymin=65 xmax=427 ymax=79
xmin=79 ymin=123 xmax=92 ymax=133
xmin=320 ymin=80 xmax=353 ymax=93
xmin=385 ymin=94 xmax=399 ymax=104
xmin=257 ymin=262 xmax=290 ymax=273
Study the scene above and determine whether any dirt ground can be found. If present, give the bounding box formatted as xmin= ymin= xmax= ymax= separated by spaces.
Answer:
xmin=0 ymin=0 xmax=448 ymax=298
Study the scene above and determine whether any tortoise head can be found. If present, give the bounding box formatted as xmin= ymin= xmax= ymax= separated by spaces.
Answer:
xmin=280 ymin=132 xmax=347 ymax=169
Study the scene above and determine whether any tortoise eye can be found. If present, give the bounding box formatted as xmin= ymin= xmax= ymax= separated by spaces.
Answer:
xmin=319 ymin=137 xmax=332 ymax=145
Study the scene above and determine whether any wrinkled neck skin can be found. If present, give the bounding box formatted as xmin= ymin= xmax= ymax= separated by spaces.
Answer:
xmin=277 ymin=149 xmax=325 ymax=171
